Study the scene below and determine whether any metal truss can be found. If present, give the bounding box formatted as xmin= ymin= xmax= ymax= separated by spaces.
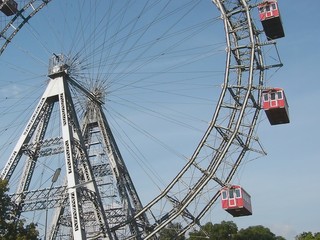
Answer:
xmin=1 ymin=55 xmax=113 ymax=239
xmin=0 ymin=0 xmax=284 ymax=239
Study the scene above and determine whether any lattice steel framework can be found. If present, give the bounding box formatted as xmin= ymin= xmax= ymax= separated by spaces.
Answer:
xmin=0 ymin=0 xmax=284 ymax=239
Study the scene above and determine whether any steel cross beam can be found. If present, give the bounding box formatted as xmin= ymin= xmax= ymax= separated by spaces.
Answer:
xmin=2 ymin=54 xmax=114 ymax=239
xmin=81 ymin=92 xmax=150 ymax=238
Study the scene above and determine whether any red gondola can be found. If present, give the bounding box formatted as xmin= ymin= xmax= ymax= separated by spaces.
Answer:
xmin=0 ymin=0 xmax=18 ymax=16
xmin=262 ymin=88 xmax=289 ymax=125
xmin=258 ymin=0 xmax=285 ymax=40
xmin=221 ymin=185 xmax=252 ymax=217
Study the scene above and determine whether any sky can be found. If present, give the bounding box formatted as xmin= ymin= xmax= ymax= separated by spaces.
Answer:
xmin=0 ymin=1 xmax=319 ymax=239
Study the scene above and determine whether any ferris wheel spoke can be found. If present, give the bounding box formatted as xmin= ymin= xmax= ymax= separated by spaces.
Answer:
xmin=0 ymin=0 xmax=285 ymax=239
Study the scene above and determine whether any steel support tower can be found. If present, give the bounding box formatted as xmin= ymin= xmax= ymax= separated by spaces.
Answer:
xmin=0 ymin=54 xmax=149 ymax=239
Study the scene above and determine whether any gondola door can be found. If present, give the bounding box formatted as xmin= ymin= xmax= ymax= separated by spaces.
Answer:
xmin=270 ymin=92 xmax=278 ymax=108
xmin=228 ymin=189 xmax=236 ymax=207
xmin=265 ymin=4 xmax=272 ymax=18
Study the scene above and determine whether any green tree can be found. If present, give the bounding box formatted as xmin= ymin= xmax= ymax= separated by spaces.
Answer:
xmin=159 ymin=222 xmax=185 ymax=240
xmin=0 ymin=179 xmax=11 ymax=235
xmin=189 ymin=221 xmax=238 ymax=240
xmin=0 ymin=179 xmax=39 ymax=240
xmin=235 ymin=225 xmax=284 ymax=240
xmin=296 ymin=232 xmax=320 ymax=240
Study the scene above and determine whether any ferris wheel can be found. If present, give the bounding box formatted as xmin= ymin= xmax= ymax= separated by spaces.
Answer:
xmin=0 ymin=0 xmax=287 ymax=239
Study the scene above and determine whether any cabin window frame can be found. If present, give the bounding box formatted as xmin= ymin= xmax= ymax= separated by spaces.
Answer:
xmin=221 ymin=190 xmax=228 ymax=200
xmin=270 ymin=92 xmax=276 ymax=101
xmin=277 ymin=91 xmax=283 ymax=100
xmin=265 ymin=5 xmax=271 ymax=12
xmin=235 ymin=188 xmax=241 ymax=198
xmin=259 ymin=6 xmax=265 ymax=13
xmin=263 ymin=90 xmax=284 ymax=103
xmin=259 ymin=2 xmax=277 ymax=14
xmin=229 ymin=189 xmax=235 ymax=199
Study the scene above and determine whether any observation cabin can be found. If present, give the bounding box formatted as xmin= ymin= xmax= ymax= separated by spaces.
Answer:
xmin=262 ymin=88 xmax=290 ymax=125
xmin=221 ymin=185 xmax=252 ymax=217
xmin=258 ymin=0 xmax=285 ymax=40
xmin=0 ymin=0 xmax=18 ymax=16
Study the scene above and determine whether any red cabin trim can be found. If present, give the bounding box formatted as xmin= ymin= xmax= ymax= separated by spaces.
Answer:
xmin=258 ymin=0 xmax=285 ymax=40
xmin=258 ymin=0 xmax=280 ymax=21
xmin=221 ymin=185 xmax=252 ymax=217
xmin=262 ymin=88 xmax=290 ymax=125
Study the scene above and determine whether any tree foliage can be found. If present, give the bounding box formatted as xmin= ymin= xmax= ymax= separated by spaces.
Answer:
xmin=0 ymin=179 xmax=39 ymax=240
xmin=296 ymin=232 xmax=320 ymax=240
xmin=188 ymin=222 xmax=285 ymax=240
xmin=189 ymin=221 xmax=238 ymax=240
xmin=235 ymin=225 xmax=284 ymax=240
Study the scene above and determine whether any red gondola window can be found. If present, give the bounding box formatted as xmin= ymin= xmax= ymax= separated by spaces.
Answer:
xmin=236 ymin=189 xmax=241 ymax=198
xmin=229 ymin=189 xmax=234 ymax=199
xmin=260 ymin=3 xmax=277 ymax=13
xmin=266 ymin=5 xmax=270 ymax=12
xmin=222 ymin=190 xmax=227 ymax=200
xmin=263 ymin=90 xmax=283 ymax=104
xmin=259 ymin=6 xmax=264 ymax=13
xmin=221 ymin=191 xmax=228 ymax=200
xmin=233 ymin=188 xmax=241 ymax=198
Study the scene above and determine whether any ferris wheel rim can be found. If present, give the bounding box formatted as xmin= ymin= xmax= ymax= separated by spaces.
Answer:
xmin=133 ymin=1 xmax=268 ymax=237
